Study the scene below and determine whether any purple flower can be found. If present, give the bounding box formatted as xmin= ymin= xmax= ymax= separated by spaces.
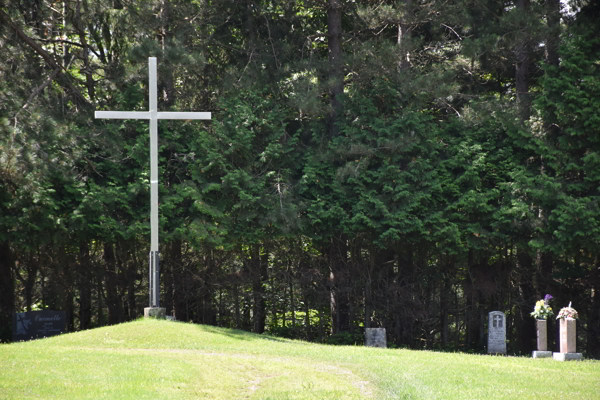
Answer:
xmin=544 ymin=294 xmax=553 ymax=302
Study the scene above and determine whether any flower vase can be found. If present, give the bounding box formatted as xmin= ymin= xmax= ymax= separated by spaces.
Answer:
xmin=536 ymin=319 xmax=547 ymax=351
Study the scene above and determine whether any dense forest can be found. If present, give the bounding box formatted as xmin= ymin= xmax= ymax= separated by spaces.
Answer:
xmin=1 ymin=0 xmax=599 ymax=357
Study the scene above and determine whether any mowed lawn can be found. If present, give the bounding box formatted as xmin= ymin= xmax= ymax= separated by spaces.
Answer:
xmin=1 ymin=319 xmax=599 ymax=400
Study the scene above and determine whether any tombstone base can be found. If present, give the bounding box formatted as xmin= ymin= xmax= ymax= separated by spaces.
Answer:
xmin=552 ymin=352 xmax=583 ymax=361
xmin=144 ymin=307 xmax=166 ymax=319
xmin=532 ymin=351 xmax=552 ymax=359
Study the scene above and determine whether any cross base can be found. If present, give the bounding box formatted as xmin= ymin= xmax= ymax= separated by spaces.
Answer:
xmin=144 ymin=307 xmax=166 ymax=319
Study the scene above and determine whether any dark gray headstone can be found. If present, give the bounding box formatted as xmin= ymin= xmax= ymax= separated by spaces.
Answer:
xmin=365 ymin=328 xmax=387 ymax=348
xmin=12 ymin=311 xmax=66 ymax=342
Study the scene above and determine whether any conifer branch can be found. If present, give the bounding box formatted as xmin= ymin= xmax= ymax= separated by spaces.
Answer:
xmin=0 ymin=9 xmax=91 ymax=110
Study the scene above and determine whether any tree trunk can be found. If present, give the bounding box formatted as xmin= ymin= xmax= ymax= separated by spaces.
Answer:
xmin=96 ymin=269 xmax=105 ymax=327
xmin=397 ymin=0 xmax=413 ymax=70
xmin=441 ymin=266 xmax=451 ymax=347
xmin=103 ymin=242 xmax=122 ymax=324
xmin=587 ymin=258 xmax=600 ymax=358
xmin=74 ymin=0 xmax=94 ymax=100
xmin=78 ymin=242 xmax=92 ymax=330
xmin=545 ymin=0 xmax=560 ymax=68
xmin=233 ymin=283 xmax=241 ymax=329
xmin=289 ymin=269 xmax=296 ymax=327
xmin=246 ymin=0 xmax=257 ymax=53
xmin=270 ymin=275 xmax=278 ymax=328
xmin=160 ymin=0 xmax=175 ymax=108
xmin=201 ymin=247 xmax=216 ymax=325
xmin=515 ymin=0 xmax=532 ymax=121
xmin=516 ymin=249 xmax=536 ymax=354
xmin=329 ymin=235 xmax=350 ymax=334
xmin=304 ymin=295 xmax=311 ymax=339
xmin=163 ymin=243 xmax=174 ymax=318
xmin=364 ymin=248 xmax=375 ymax=329
xmin=126 ymin=250 xmax=137 ymax=321
xmin=21 ymin=250 xmax=39 ymax=312
xmin=0 ymin=242 xmax=15 ymax=342
xmin=251 ymin=244 xmax=267 ymax=333
xmin=170 ymin=239 xmax=185 ymax=320
xmin=327 ymin=0 xmax=343 ymax=136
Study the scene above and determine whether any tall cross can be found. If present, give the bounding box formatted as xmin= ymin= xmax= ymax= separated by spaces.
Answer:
xmin=95 ymin=57 xmax=211 ymax=308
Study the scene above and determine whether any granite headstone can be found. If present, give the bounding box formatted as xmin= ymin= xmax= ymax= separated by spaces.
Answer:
xmin=365 ymin=328 xmax=387 ymax=348
xmin=532 ymin=319 xmax=552 ymax=358
xmin=12 ymin=311 xmax=66 ymax=342
xmin=487 ymin=311 xmax=506 ymax=354
xmin=553 ymin=318 xmax=583 ymax=361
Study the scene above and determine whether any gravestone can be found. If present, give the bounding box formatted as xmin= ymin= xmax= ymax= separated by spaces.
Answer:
xmin=537 ymin=320 xmax=548 ymax=351
xmin=12 ymin=311 xmax=66 ymax=342
xmin=365 ymin=328 xmax=387 ymax=348
xmin=559 ymin=318 xmax=576 ymax=353
xmin=553 ymin=318 xmax=583 ymax=361
xmin=532 ymin=319 xmax=552 ymax=358
xmin=487 ymin=311 xmax=506 ymax=354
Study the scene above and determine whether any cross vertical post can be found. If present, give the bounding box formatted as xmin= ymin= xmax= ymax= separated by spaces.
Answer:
xmin=95 ymin=57 xmax=211 ymax=314
xmin=149 ymin=57 xmax=159 ymax=308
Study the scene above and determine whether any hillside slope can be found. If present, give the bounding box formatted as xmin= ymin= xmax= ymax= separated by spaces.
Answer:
xmin=1 ymin=319 xmax=599 ymax=399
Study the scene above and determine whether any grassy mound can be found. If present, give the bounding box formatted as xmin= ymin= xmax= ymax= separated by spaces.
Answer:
xmin=1 ymin=319 xmax=599 ymax=399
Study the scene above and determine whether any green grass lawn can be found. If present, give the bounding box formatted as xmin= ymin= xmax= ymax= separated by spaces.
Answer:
xmin=1 ymin=319 xmax=599 ymax=399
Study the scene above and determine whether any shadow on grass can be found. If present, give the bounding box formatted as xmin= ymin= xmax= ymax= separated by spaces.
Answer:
xmin=192 ymin=323 xmax=288 ymax=343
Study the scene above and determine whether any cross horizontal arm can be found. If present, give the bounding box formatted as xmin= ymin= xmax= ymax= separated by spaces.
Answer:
xmin=95 ymin=111 xmax=212 ymax=120
xmin=95 ymin=111 xmax=151 ymax=119
xmin=157 ymin=112 xmax=212 ymax=120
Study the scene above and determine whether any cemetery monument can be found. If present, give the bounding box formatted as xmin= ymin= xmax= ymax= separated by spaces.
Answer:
xmin=531 ymin=295 xmax=553 ymax=358
xmin=553 ymin=303 xmax=583 ymax=361
xmin=96 ymin=57 xmax=211 ymax=318
xmin=12 ymin=310 xmax=66 ymax=342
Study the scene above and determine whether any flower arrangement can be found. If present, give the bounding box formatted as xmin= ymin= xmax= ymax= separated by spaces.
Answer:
xmin=556 ymin=302 xmax=578 ymax=320
xmin=530 ymin=294 xmax=554 ymax=320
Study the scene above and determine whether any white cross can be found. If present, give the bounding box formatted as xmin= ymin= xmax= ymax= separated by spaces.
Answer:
xmin=95 ymin=57 xmax=211 ymax=308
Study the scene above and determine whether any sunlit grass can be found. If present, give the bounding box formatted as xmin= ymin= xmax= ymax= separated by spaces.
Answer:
xmin=1 ymin=319 xmax=598 ymax=399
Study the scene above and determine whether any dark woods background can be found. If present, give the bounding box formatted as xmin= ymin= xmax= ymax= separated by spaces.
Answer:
xmin=1 ymin=0 xmax=599 ymax=357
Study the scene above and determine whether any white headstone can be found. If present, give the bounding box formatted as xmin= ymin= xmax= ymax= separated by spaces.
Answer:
xmin=487 ymin=311 xmax=506 ymax=354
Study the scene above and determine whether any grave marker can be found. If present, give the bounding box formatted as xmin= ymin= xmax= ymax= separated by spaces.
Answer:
xmin=487 ymin=311 xmax=506 ymax=354
xmin=553 ymin=303 xmax=583 ymax=361
xmin=365 ymin=328 xmax=387 ymax=348
xmin=12 ymin=311 xmax=66 ymax=342
xmin=532 ymin=319 xmax=552 ymax=358
xmin=553 ymin=318 xmax=583 ymax=361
